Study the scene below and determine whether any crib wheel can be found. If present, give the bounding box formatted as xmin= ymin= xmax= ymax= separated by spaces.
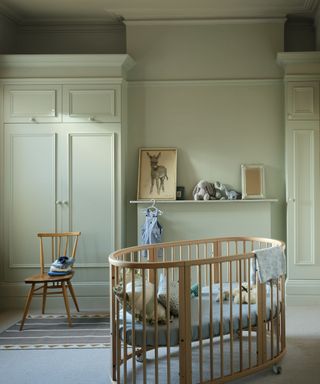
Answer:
xmin=272 ymin=364 xmax=282 ymax=375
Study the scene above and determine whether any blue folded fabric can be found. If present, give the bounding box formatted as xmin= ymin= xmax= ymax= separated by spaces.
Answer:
xmin=48 ymin=270 xmax=72 ymax=276
xmin=48 ymin=256 xmax=75 ymax=276
xmin=51 ymin=256 xmax=75 ymax=269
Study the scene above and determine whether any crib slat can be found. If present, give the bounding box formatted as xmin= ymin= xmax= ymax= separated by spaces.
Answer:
xmin=142 ymin=269 xmax=147 ymax=384
xmin=270 ymin=280 xmax=274 ymax=359
xmin=116 ymin=268 xmax=121 ymax=383
xmin=131 ymin=269 xmax=136 ymax=384
xmin=154 ymin=270 xmax=159 ymax=384
xmin=111 ymin=265 xmax=117 ymax=382
xmin=166 ymin=269 xmax=171 ymax=384
xmin=219 ymin=262 xmax=224 ymax=378
xmin=281 ymin=275 xmax=286 ymax=351
xmin=209 ymin=264 xmax=214 ymax=380
xmin=123 ymin=268 xmax=127 ymax=383
xmin=179 ymin=265 xmax=192 ymax=384
xmin=247 ymin=258 xmax=252 ymax=369
xmin=228 ymin=260 xmax=233 ymax=376
xmin=276 ymin=279 xmax=280 ymax=355
xmin=198 ymin=263 xmax=203 ymax=383
xmin=239 ymin=259 xmax=243 ymax=372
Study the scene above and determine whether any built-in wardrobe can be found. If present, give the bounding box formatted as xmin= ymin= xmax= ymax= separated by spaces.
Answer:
xmin=278 ymin=52 xmax=320 ymax=304
xmin=0 ymin=55 xmax=134 ymax=310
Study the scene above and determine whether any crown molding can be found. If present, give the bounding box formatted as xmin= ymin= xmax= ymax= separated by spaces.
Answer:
xmin=277 ymin=51 xmax=320 ymax=65
xmin=277 ymin=52 xmax=320 ymax=78
xmin=128 ymin=78 xmax=282 ymax=87
xmin=0 ymin=54 xmax=135 ymax=78
xmin=18 ymin=22 xmax=125 ymax=33
xmin=124 ymin=17 xmax=286 ymax=26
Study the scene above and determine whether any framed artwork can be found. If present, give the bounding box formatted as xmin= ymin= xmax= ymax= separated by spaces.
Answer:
xmin=137 ymin=148 xmax=177 ymax=200
xmin=241 ymin=164 xmax=265 ymax=199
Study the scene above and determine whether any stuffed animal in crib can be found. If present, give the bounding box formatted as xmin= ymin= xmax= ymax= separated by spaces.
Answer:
xmin=233 ymin=282 xmax=257 ymax=304
xmin=192 ymin=180 xmax=215 ymax=200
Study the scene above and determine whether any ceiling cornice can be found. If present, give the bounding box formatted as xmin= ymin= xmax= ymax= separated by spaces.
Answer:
xmin=124 ymin=17 xmax=286 ymax=27
xmin=0 ymin=0 xmax=318 ymax=26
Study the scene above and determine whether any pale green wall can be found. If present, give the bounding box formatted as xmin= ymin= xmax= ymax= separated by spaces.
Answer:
xmin=126 ymin=22 xmax=286 ymax=246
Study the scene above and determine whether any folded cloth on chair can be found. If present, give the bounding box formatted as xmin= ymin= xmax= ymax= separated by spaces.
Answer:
xmin=48 ymin=270 xmax=72 ymax=276
xmin=51 ymin=256 xmax=74 ymax=269
xmin=48 ymin=256 xmax=75 ymax=276
xmin=254 ymin=246 xmax=286 ymax=283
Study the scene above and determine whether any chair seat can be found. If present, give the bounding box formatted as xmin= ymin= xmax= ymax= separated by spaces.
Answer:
xmin=24 ymin=271 xmax=74 ymax=284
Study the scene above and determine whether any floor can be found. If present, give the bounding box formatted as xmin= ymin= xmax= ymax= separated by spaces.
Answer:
xmin=1 ymin=305 xmax=320 ymax=384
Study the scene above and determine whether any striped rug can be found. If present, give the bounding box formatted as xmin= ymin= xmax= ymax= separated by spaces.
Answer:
xmin=0 ymin=313 xmax=110 ymax=350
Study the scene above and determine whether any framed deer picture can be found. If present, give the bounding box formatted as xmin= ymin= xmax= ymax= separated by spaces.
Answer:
xmin=137 ymin=148 xmax=177 ymax=200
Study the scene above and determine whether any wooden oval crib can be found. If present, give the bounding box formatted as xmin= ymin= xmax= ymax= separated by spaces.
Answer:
xmin=109 ymin=237 xmax=286 ymax=384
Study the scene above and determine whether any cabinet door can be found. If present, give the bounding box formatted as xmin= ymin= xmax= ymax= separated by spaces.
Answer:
xmin=4 ymin=85 xmax=62 ymax=123
xmin=287 ymin=82 xmax=319 ymax=121
xmin=4 ymin=124 xmax=59 ymax=273
xmin=62 ymin=125 xmax=116 ymax=268
xmin=63 ymin=84 xmax=121 ymax=123
xmin=286 ymin=120 xmax=320 ymax=279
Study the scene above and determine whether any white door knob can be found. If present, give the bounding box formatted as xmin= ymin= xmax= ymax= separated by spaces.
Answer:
xmin=62 ymin=200 xmax=68 ymax=205
xmin=89 ymin=116 xmax=95 ymax=122
xmin=56 ymin=200 xmax=62 ymax=205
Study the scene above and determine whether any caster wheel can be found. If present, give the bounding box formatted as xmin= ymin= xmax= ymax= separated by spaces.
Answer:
xmin=272 ymin=364 xmax=282 ymax=375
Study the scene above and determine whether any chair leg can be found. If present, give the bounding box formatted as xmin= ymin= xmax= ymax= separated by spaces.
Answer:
xmin=20 ymin=283 xmax=36 ymax=331
xmin=67 ymin=281 xmax=80 ymax=312
xmin=42 ymin=283 xmax=48 ymax=314
xmin=62 ymin=281 xmax=72 ymax=327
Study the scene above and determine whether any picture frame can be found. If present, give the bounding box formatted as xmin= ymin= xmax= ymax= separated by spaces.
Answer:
xmin=137 ymin=148 xmax=177 ymax=200
xmin=241 ymin=164 xmax=265 ymax=199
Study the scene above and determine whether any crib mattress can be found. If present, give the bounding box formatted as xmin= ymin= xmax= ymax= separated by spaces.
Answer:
xmin=119 ymin=294 xmax=279 ymax=348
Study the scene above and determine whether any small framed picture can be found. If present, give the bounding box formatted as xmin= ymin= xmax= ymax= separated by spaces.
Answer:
xmin=137 ymin=148 xmax=177 ymax=200
xmin=241 ymin=164 xmax=265 ymax=199
xmin=176 ymin=186 xmax=185 ymax=200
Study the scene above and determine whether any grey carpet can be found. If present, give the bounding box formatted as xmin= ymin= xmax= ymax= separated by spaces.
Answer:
xmin=0 ymin=313 xmax=110 ymax=350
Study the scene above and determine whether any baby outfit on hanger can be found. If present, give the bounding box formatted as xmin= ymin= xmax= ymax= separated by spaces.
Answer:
xmin=141 ymin=208 xmax=163 ymax=258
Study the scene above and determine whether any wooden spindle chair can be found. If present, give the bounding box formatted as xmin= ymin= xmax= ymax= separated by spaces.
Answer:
xmin=20 ymin=232 xmax=81 ymax=331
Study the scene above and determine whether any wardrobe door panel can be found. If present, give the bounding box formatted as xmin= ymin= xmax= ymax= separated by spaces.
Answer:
xmin=4 ymin=125 xmax=57 ymax=272
xmin=4 ymin=85 xmax=62 ymax=123
xmin=67 ymin=129 xmax=115 ymax=267
xmin=287 ymin=82 xmax=319 ymax=121
xmin=63 ymin=84 xmax=121 ymax=123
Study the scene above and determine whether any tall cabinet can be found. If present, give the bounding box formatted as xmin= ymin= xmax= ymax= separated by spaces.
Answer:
xmin=278 ymin=53 xmax=320 ymax=304
xmin=0 ymin=55 xmax=134 ymax=310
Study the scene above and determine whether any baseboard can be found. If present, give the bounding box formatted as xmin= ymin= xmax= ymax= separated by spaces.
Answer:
xmin=0 ymin=281 xmax=110 ymax=311
xmin=286 ymin=279 xmax=320 ymax=305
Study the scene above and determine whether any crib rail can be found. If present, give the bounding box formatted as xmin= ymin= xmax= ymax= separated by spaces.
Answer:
xmin=109 ymin=237 xmax=286 ymax=384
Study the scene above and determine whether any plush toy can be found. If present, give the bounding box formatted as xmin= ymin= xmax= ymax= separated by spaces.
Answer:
xmin=214 ymin=181 xmax=241 ymax=200
xmin=232 ymin=283 xmax=257 ymax=304
xmin=192 ymin=180 xmax=215 ymax=200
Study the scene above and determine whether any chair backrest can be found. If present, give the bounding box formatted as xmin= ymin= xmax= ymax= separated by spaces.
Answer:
xmin=37 ymin=232 xmax=81 ymax=274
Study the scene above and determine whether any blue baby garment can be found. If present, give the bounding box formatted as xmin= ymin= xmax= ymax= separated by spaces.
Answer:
xmin=141 ymin=208 xmax=163 ymax=258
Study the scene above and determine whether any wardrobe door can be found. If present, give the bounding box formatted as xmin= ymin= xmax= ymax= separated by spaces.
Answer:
xmin=286 ymin=120 xmax=320 ymax=280
xmin=62 ymin=84 xmax=121 ymax=123
xmin=4 ymin=84 xmax=62 ymax=123
xmin=63 ymin=124 xmax=116 ymax=270
xmin=4 ymin=124 xmax=58 ymax=276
